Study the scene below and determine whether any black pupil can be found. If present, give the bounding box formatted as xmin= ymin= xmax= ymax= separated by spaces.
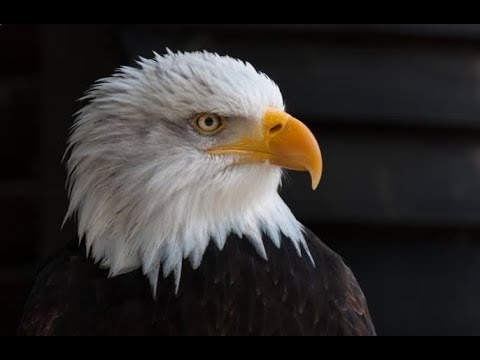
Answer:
xmin=204 ymin=117 xmax=214 ymax=127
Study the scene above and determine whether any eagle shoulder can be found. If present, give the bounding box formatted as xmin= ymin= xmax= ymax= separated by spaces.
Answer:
xmin=18 ymin=245 xmax=79 ymax=336
xmin=18 ymin=242 xmax=154 ymax=336
xmin=303 ymin=228 xmax=376 ymax=336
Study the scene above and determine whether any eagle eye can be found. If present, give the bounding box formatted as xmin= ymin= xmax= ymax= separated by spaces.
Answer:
xmin=193 ymin=114 xmax=224 ymax=135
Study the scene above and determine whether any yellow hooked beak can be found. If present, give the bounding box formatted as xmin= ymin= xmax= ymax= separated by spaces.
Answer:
xmin=207 ymin=108 xmax=323 ymax=190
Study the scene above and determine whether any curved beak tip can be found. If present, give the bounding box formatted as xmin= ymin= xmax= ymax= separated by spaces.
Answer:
xmin=309 ymin=160 xmax=323 ymax=191
xmin=304 ymin=134 xmax=323 ymax=191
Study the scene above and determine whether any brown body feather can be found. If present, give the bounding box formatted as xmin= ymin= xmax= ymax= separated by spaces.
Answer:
xmin=19 ymin=228 xmax=375 ymax=336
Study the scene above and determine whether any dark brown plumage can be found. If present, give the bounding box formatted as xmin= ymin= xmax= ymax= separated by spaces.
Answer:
xmin=19 ymin=228 xmax=375 ymax=336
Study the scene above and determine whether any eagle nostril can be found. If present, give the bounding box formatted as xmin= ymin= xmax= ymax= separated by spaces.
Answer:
xmin=269 ymin=124 xmax=283 ymax=135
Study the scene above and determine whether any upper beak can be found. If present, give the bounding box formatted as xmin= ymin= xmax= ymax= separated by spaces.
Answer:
xmin=207 ymin=108 xmax=323 ymax=190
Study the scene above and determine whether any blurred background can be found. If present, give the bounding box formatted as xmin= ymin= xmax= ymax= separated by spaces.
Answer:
xmin=2 ymin=24 xmax=480 ymax=336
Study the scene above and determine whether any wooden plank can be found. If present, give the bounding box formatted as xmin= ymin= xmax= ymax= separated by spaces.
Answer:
xmin=357 ymin=24 xmax=480 ymax=39
xmin=135 ymin=24 xmax=480 ymax=41
xmin=122 ymin=25 xmax=480 ymax=129
xmin=315 ymin=225 xmax=480 ymax=336
xmin=281 ymin=127 xmax=480 ymax=226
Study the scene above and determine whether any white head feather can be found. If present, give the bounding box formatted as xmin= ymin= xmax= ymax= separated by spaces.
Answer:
xmin=65 ymin=50 xmax=311 ymax=294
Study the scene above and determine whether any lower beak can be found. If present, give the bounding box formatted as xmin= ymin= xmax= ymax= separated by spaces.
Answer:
xmin=207 ymin=108 xmax=323 ymax=190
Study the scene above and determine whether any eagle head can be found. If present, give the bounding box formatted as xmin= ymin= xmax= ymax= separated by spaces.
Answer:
xmin=65 ymin=50 xmax=322 ymax=293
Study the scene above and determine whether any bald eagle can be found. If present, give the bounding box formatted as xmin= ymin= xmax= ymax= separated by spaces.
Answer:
xmin=19 ymin=51 xmax=375 ymax=336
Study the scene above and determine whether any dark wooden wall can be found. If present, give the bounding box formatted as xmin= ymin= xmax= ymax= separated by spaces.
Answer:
xmin=2 ymin=24 xmax=480 ymax=335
